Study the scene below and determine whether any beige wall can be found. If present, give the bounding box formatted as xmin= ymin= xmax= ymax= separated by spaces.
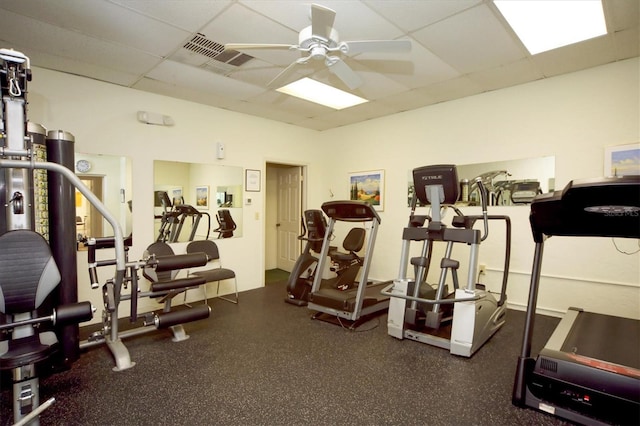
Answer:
xmin=27 ymin=57 xmax=639 ymax=322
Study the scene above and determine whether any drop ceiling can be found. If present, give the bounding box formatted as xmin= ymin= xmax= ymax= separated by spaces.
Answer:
xmin=0 ymin=0 xmax=637 ymax=131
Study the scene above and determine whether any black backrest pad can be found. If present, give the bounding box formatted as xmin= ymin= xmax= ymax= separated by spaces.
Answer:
xmin=187 ymin=240 xmax=220 ymax=261
xmin=145 ymin=241 xmax=175 ymax=282
xmin=0 ymin=230 xmax=61 ymax=313
xmin=343 ymin=228 xmax=366 ymax=252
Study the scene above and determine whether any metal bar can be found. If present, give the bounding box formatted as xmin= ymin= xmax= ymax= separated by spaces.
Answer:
xmin=380 ymin=282 xmax=481 ymax=305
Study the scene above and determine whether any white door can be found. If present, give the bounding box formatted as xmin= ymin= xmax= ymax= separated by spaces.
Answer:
xmin=276 ymin=166 xmax=302 ymax=272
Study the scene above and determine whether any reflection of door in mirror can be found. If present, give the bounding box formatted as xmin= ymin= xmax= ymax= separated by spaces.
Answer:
xmin=76 ymin=176 xmax=104 ymax=246
xmin=75 ymin=153 xmax=132 ymax=240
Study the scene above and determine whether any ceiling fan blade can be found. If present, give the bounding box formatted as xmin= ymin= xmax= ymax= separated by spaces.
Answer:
xmin=311 ymin=4 xmax=336 ymax=41
xmin=268 ymin=60 xmax=306 ymax=88
xmin=326 ymin=58 xmax=362 ymax=90
xmin=225 ymin=43 xmax=295 ymax=51
xmin=341 ymin=40 xmax=412 ymax=55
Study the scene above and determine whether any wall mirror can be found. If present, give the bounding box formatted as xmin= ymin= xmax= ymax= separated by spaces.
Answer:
xmin=408 ymin=156 xmax=555 ymax=207
xmin=153 ymin=160 xmax=243 ymax=242
xmin=75 ymin=153 xmax=132 ymax=247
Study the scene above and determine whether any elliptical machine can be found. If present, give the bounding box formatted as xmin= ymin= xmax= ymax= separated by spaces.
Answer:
xmin=285 ymin=209 xmax=327 ymax=306
xmin=382 ymin=164 xmax=511 ymax=357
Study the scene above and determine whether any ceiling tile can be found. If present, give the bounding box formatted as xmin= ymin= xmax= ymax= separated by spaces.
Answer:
xmin=145 ymin=60 xmax=264 ymax=100
xmin=0 ymin=9 xmax=161 ymax=78
xmin=532 ymin=35 xmax=617 ymax=78
xmin=364 ymin=0 xmax=482 ymax=32
xmin=201 ymin=3 xmax=298 ymax=47
xmin=412 ymin=3 xmax=526 ymax=74
xmin=613 ymin=27 xmax=640 ymax=60
xmin=0 ymin=0 xmax=190 ymax=57
xmin=108 ymin=0 xmax=232 ymax=32
xmin=467 ymin=58 xmax=544 ymax=92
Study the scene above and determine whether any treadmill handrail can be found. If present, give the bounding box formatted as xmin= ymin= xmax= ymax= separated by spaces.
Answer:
xmin=381 ymin=282 xmax=482 ymax=305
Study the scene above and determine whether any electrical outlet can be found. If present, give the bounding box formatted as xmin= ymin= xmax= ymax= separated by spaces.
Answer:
xmin=479 ymin=263 xmax=487 ymax=275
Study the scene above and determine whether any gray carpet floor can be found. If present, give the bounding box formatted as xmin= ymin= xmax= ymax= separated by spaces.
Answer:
xmin=1 ymin=280 xmax=570 ymax=425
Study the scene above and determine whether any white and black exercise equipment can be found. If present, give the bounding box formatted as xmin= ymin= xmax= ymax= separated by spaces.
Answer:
xmin=0 ymin=48 xmax=96 ymax=424
xmin=512 ymin=175 xmax=640 ymax=425
xmin=307 ymin=200 xmax=390 ymax=329
xmin=382 ymin=164 xmax=511 ymax=357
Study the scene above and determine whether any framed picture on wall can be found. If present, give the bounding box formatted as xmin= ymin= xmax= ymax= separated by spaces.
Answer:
xmin=195 ymin=185 xmax=209 ymax=209
xmin=604 ymin=143 xmax=640 ymax=177
xmin=246 ymin=169 xmax=261 ymax=192
xmin=349 ymin=169 xmax=385 ymax=211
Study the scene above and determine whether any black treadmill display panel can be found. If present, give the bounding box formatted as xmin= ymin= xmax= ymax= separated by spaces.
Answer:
xmin=529 ymin=175 xmax=640 ymax=242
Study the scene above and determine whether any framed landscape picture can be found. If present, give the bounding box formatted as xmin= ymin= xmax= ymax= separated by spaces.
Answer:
xmin=349 ymin=170 xmax=385 ymax=211
xmin=604 ymin=143 xmax=640 ymax=177
xmin=195 ymin=185 xmax=209 ymax=209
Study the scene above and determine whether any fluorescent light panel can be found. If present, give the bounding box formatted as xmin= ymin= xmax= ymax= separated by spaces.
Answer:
xmin=494 ymin=0 xmax=607 ymax=55
xmin=277 ymin=78 xmax=368 ymax=110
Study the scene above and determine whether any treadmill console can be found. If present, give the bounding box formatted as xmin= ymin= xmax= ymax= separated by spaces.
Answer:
xmin=321 ymin=200 xmax=381 ymax=223
xmin=529 ymin=175 xmax=640 ymax=242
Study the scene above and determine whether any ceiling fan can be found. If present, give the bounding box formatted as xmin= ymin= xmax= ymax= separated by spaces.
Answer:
xmin=225 ymin=3 xmax=411 ymax=90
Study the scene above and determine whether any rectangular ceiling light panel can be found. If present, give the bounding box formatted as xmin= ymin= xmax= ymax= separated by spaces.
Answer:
xmin=494 ymin=0 xmax=607 ymax=55
xmin=277 ymin=78 xmax=368 ymax=110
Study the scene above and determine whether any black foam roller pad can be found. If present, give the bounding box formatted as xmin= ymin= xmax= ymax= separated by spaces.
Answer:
xmin=155 ymin=305 xmax=210 ymax=329
xmin=55 ymin=301 xmax=93 ymax=325
xmin=154 ymin=253 xmax=208 ymax=272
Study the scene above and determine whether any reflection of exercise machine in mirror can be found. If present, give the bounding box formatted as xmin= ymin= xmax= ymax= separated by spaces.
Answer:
xmin=214 ymin=209 xmax=236 ymax=238
xmin=466 ymin=170 xmax=542 ymax=206
xmin=383 ymin=164 xmax=511 ymax=357
xmin=154 ymin=160 xmax=244 ymax=238
xmin=154 ymin=190 xmax=211 ymax=242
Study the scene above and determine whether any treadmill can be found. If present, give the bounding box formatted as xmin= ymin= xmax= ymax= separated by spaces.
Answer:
xmin=512 ymin=175 xmax=640 ymax=425
xmin=308 ymin=200 xmax=390 ymax=329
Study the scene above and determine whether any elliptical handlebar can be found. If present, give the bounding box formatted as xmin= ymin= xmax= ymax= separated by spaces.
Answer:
xmin=474 ymin=177 xmax=490 ymax=241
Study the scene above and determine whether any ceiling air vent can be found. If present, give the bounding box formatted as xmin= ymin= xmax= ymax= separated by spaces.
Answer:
xmin=183 ymin=34 xmax=253 ymax=67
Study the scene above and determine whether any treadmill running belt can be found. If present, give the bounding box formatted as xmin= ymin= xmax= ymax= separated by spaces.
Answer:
xmin=561 ymin=312 xmax=640 ymax=369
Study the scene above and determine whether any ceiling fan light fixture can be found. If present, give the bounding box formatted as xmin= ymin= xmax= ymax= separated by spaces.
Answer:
xmin=494 ymin=0 xmax=607 ymax=55
xmin=276 ymin=77 xmax=368 ymax=110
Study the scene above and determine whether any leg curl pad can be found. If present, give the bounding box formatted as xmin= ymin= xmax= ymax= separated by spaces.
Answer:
xmin=154 ymin=305 xmax=211 ymax=329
